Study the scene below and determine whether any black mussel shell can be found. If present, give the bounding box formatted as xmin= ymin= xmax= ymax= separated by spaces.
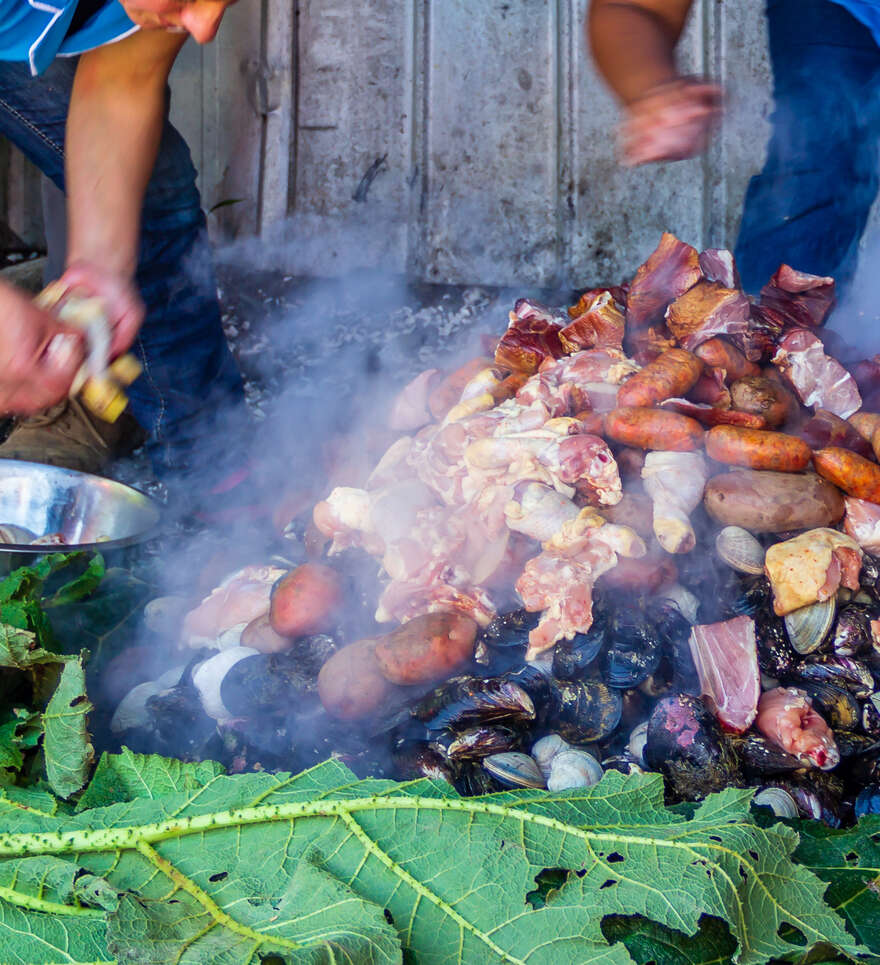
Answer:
xmin=502 ymin=665 xmax=558 ymax=725
xmin=726 ymin=576 xmax=772 ymax=619
xmin=756 ymin=612 xmax=799 ymax=679
xmin=784 ymin=774 xmax=847 ymax=827
xmin=143 ymin=685 xmax=216 ymax=760
xmin=855 ymin=784 xmax=880 ymax=818
xmin=220 ymin=653 xmax=317 ymax=719
xmin=863 ymin=698 xmax=880 ymax=739
xmin=289 ymin=634 xmax=339 ymax=676
xmin=552 ymin=617 xmax=607 ymax=680
xmin=787 ymin=657 xmax=876 ymax=699
xmin=860 ymin=554 xmax=880 ymax=595
xmin=833 ymin=729 xmax=880 ymax=760
xmin=481 ymin=609 xmax=540 ymax=648
xmin=645 ymin=694 xmax=740 ymax=801
xmin=730 ymin=733 xmax=802 ymax=777
xmin=391 ymin=741 xmax=454 ymax=783
xmin=454 ymin=761 xmax=501 ymax=796
xmin=831 ymin=604 xmax=878 ymax=658
xmin=413 ymin=675 xmax=535 ymax=732
xmin=602 ymin=754 xmax=644 ymax=776
xmin=549 ymin=678 xmax=622 ymax=744
xmin=600 ymin=612 xmax=660 ymax=689
xmin=432 ymin=724 xmax=522 ymax=760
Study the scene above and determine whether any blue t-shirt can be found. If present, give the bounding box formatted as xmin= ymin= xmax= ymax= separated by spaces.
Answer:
xmin=0 ymin=0 xmax=137 ymax=76
xmin=830 ymin=0 xmax=880 ymax=43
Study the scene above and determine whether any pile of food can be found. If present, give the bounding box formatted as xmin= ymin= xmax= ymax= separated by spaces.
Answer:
xmin=111 ymin=232 xmax=880 ymax=826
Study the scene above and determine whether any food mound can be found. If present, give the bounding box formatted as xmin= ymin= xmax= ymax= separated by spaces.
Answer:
xmin=113 ymin=233 xmax=880 ymax=825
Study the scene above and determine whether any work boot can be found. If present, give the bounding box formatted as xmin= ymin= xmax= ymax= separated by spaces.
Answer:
xmin=0 ymin=397 xmax=145 ymax=475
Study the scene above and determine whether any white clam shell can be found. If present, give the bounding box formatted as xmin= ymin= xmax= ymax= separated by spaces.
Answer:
xmin=110 ymin=664 xmax=185 ymax=733
xmin=715 ymin=526 xmax=765 ymax=575
xmin=753 ymin=787 xmax=799 ymax=819
xmin=784 ymin=598 xmax=836 ymax=655
xmin=627 ymin=722 xmax=649 ymax=766
xmin=546 ymin=749 xmax=603 ymax=791
xmin=483 ymin=752 xmax=546 ymax=788
xmin=192 ymin=647 xmax=259 ymax=721
xmin=531 ymin=734 xmax=570 ymax=779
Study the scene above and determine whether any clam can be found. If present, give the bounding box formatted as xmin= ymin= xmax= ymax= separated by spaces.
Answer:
xmin=627 ymin=721 xmax=649 ymax=765
xmin=547 ymin=749 xmax=603 ymax=791
xmin=531 ymin=734 xmax=570 ymax=779
xmin=715 ymin=526 xmax=764 ymax=575
xmin=783 ymin=598 xmax=835 ymax=655
xmin=483 ymin=751 xmax=546 ymax=789
xmin=752 ymin=787 xmax=798 ymax=819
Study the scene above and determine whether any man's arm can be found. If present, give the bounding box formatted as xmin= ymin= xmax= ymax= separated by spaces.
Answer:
xmin=62 ymin=30 xmax=187 ymax=355
xmin=587 ymin=0 xmax=721 ymax=165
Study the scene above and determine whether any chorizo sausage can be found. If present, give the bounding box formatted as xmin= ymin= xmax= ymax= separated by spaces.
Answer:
xmin=813 ymin=447 xmax=880 ymax=503
xmin=616 ymin=348 xmax=703 ymax=408
xmin=694 ymin=338 xmax=761 ymax=382
xmin=848 ymin=412 xmax=880 ymax=443
xmin=705 ymin=426 xmax=811 ymax=472
xmin=605 ymin=407 xmax=705 ymax=452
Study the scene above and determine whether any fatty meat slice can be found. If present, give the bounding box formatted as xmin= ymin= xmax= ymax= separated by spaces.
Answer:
xmin=772 ymin=328 xmax=861 ymax=419
xmin=698 ymin=248 xmax=740 ymax=289
xmin=625 ymin=232 xmax=703 ymax=331
xmin=665 ymin=280 xmax=750 ymax=352
xmin=844 ymin=495 xmax=880 ymax=553
xmin=763 ymin=527 xmax=862 ymax=616
xmin=688 ymin=615 xmax=760 ymax=732
xmin=760 ymin=265 xmax=836 ymax=329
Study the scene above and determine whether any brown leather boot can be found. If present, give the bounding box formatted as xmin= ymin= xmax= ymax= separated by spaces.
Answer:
xmin=0 ymin=397 xmax=145 ymax=475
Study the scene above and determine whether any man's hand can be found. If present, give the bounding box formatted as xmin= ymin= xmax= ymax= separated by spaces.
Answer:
xmin=55 ymin=261 xmax=145 ymax=358
xmin=621 ymin=78 xmax=722 ymax=165
xmin=0 ymin=282 xmax=86 ymax=414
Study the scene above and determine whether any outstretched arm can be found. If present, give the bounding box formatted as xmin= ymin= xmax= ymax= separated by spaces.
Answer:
xmin=62 ymin=29 xmax=187 ymax=356
xmin=587 ymin=0 xmax=721 ymax=165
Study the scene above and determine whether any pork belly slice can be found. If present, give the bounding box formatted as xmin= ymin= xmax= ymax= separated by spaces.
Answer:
xmin=760 ymin=264 xmax=836 ymax=328
xmin=699 ymin=248 xmax=741 ymax=289
xmin=756 ymin=687 xmax=840 ymax=770
xmin=495 ymin=312 xmax=565 ymax=374
xmin=665 ymin=280 xmax=750 ymax=352
xmin=688 ymin=614 xmax=760 ymax=732
xmin=626 ymin=232 xmax=703 ymax=332
xmin=773 ymin=328 xmax=861 ymax=419
xmin=560 ymin=291 xmax=626 ymax=352
xmin=844 ymin=495 xmax=880 ymax=553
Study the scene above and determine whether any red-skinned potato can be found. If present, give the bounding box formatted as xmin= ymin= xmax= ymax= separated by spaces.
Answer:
xmin=317 ymin=638 xmax=393 ymax=720
xmin=269 ymin=563 xmax=342 ymax=637
xmin=374 ymin=612 xmax=477 ymax=685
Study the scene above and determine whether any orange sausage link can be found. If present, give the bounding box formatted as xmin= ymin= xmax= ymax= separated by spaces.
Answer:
xmin=813 ymin=446 xmax=880 ymax=502
xmin=605 ymin=407 xmax=705 ymax=452
xmin=616 ymin=348 xmax=703 ymax=408
xmin=694 ymin=338 xmax=760 ymax=382
xmin=705 ymin=425 xmax=811 ymax=472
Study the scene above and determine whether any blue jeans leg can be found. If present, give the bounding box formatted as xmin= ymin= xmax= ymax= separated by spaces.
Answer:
xmin=0 ymin=58 xmax=245 ymax=476
xmin=734 ymin=0 xmax=880 ymax=295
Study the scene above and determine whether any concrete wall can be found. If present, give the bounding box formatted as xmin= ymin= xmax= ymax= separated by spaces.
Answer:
xmin=2 ymin=0 xmax=781 ymax=287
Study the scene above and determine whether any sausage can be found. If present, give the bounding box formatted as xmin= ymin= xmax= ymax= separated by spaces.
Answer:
xmin=605 ymin=407 xmax=705 ymax=452
xmin=694 ymin=338 xmax=761 ymax=382
xmin=616 ymin=348 xmax=703 ymax=408
xmin=729 ymin=375 xmax=795 ymax=428
xmin=704 ymin=470 xmax=844 ymax=532
xmin=705 ymin=426 xmax=811 ymax=472
xmin=813 ymin=446 xmax=880 ymax=503
xmin=575 ymin=411 xmax=606 ymax=436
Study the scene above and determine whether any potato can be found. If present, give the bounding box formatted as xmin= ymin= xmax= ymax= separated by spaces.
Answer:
xmin=704 ymin=470 xmax=844 ymax=533
xmin=317 ymin=638 xmax=393 ymax=720
xmin=269 ymin=563 xmax=342 ymax=637
xmin=374 ymin=612 xmax=477 ymax=686
xmin=729 ymin=375 xmax=795 ymax=428
xmin=241 ymin=613 xmax=293 ymax=654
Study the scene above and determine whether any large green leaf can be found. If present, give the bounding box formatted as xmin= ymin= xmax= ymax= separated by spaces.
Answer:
xmin=0 ymin=758 xmax=868 ymax=965
xmin=42 ymin=654 xmax=94 ymax=799
xmin=603 ymin=915 xmax=738 ymax=965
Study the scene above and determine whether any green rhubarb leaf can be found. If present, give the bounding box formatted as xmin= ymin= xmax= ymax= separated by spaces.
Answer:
xmin=42 ymin=654 xmax=94 ymax=799
xmin=43 ymin=553 xmax=106 ymax=609
xmin=0 ymin=761 xmax=867 ymax=965
xmin=0 ymin=719 xmax=22 ymax=772
xmin=76 ymin=748 xmax=224 ymax=810
xmin=793 ymin=815 xmax=880 ymax=956
xmin=603 ymin=915 xmax=738 ymax=965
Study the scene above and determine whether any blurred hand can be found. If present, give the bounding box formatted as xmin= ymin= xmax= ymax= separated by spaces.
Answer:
xmin=0 ymin=281 xmax=86 ymax=414
xmin=56 ymin=261 xmax=145 ymax=358
xmin=620 ymin=78 xmax=722 ymax=166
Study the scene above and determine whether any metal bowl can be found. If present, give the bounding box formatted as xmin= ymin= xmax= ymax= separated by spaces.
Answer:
xmin=0 ymin=460 xmax=160 ymax=556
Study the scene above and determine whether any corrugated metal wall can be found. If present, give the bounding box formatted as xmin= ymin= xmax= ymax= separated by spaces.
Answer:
xmin=2 ymin=0 xmax=780 ymax=287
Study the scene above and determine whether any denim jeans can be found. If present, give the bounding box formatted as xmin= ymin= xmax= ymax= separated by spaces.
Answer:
xmin=734 ymin=0 xmax=880 ymax=295
xmin=0 ymin=57 xmax=245 ymax=476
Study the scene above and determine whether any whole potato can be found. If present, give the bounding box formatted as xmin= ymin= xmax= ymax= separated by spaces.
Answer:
xmin=374 ymin=612 xmax=477 ymax=685
xmin=241 ymin=613 xmax=293 ymax=654
xmin=704 ymin=470 xmax=844 ymax=533
xmin=729 ymin=375 xmax=796 ymax=429
xmin=317 ymin=638 xmax=393 ymax=720
xmin=269 ymin=563 xmax=342 ymax=637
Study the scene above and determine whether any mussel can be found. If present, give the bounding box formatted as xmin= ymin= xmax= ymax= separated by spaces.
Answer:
xmin=730 ymin=734 xmax=802 ymax=777
xmin=552 ymin=617 xmax=607 ymax=680
xmin=788 ymin=657 xmax=876 ymax=699
xmin=435 ymin=724 xmax=522 ymax=760
xmin=831 ymin=603 xmax=880 ymax=658
xmin=480 ymin=609 xmax=539 ymax=667
xmin=600 ymin=611 xmax=660 ymax=689
xmin=644 ymin=694 xmax=740 ymax=801
xmin=855 ymin=785 xmax=880 ymax=818
xmin=392 ymin=742 xmax=454 ymax=783
xmin=219 ymin=651 xmax=318 ymax=719
xmin=413 ymin=675 xmax=536 ymax=731
xmin=798 ymin=682 xmax=862 ymax=731
xmin=549 ymin=679 xmax=622 ymax=744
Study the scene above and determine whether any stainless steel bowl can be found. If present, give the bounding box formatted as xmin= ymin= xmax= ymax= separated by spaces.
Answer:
xmin=0 ymin=460 xmax=160 ymax=556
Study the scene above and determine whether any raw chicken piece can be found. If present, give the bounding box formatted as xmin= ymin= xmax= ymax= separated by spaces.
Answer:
xmin=641 ymin=451 xmax=709 ymax=553
xmin=665 ymin=281 xmax=750 ymax=352
xmin=389 ymin=369 xmax=441 ymax=430
xmin=182 ymin=565 xmax=287 ymax=650
xmin=689 ymin=615 xmax=760 ymax=732
xmin=626 ymin=232 xmax=703 ymax=331
xmin=516 ymin=348 xmax=639 ymax=416
xmin=764 ymin=528 xmax=862 ymax=615
xmin=755 ymin=687 xmax=840 ymax=770
xmin=772 ymin=328 xmax=861 ymax=419
xmin=504 ymin=482 xmax=580 ymax=542
xmin=843 ymin=496 xmax=880 ymax=553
